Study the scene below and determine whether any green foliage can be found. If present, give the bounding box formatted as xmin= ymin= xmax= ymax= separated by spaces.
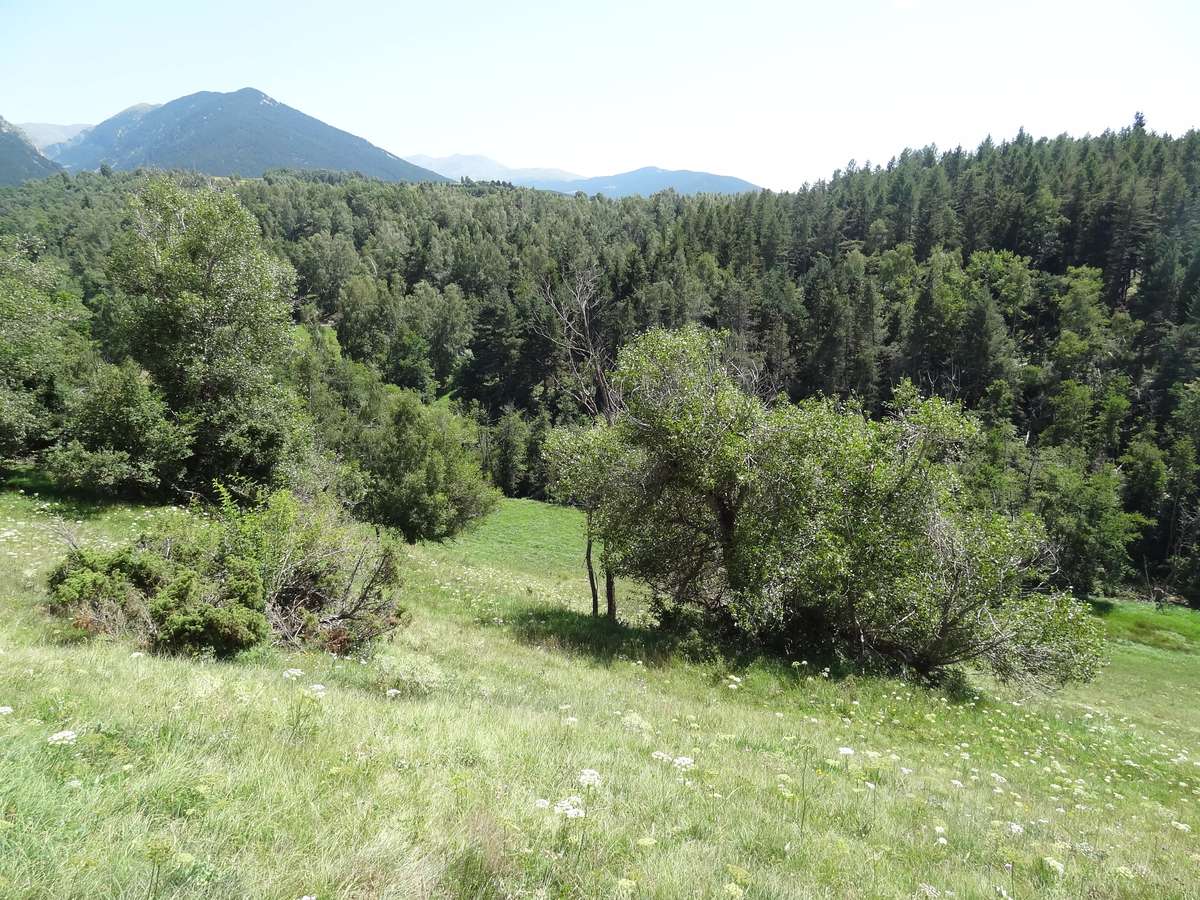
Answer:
xmin=0 ymin=236 xmax=88 ymax=459
xmin=405 ymin=281 xmax=475 ymax=387
xmin=46 ymin=487 xmax=404 ymax=656
xmin=291 ymin=323 xmax=498 ymax=541
xmin=1032 ymin=449 xmax=1146 ymax=596
xmin=4 ymin=117 xmax=1200 ymax=598
xmin=359 ymin=391 xmax=499 ymax=542
xmin=44 ymin=359 xmax=190 ymax=495
xmin=106 ymin=178 xmax=304 ymax=488
xmin=47 ymin=546 xmax=164 ymax=636
xmin=483 ymin=406 xmax=535 ymax=497
xmin=148 ymin=567 xmax=269 ymax=656
xmin=550 ymin=327 xmax=1104 ymax=686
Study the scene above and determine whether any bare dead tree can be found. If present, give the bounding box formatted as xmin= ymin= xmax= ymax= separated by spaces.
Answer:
xmin=539 ymin=265 xmax=622 ymax=618
xmin=540 ymin=266 xmax=622 ymax=424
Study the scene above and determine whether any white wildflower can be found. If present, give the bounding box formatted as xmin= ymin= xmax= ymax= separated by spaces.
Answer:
xmin=673 ymin=756 xmax=695 ymax=770
xmin=282 ymin=668 xmax=304 ymax=680
xmin=554 ymin=795 xmax=585 ymax=817
xmin=534 ymin=798 xmax=550 ymax=809
xmin=838 ymin=747 xmax=855 ymax=756
xmin=386 ymin=688 xmax=401 ymax=698
xmin=1042 ymin=857 xmax=1064 ymax=876
xmin=0 ymin=706 xmax=12 ymax=715
xmin=1172 ymin=821 xmax=1192 ymax=833
xmin=1007 ymin=822 xmax=1024 ymax=835
xmin=578 ymin=768 xmax=602 ymax=787
xmin=48 ymin=730 xmax=77 ymax=745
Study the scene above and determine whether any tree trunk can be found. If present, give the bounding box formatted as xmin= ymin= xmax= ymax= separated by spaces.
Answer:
xmin=712 ymin=493 xmax=742 ymax=594
xmin=585 ymin=512 xmax=599 ymax=617
xmin=605 ymin=566 xmax=617 ymax=620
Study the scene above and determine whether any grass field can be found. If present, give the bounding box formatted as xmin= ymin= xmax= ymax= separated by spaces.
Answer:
xmin=2 ymin=487 xmax=1200 ymax=898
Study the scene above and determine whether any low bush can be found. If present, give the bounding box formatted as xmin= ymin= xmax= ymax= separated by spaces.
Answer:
xmin=46 ymin=487 xmax=404 ymax=656
xmin=149 ymin=565 xmax=269 ymax=656
xmin=47 ymin=546 xmax=164 ymax=637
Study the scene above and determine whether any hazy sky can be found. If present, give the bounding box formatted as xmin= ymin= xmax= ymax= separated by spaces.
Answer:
xmin=1 ymin=0 xmax=1197 ymax=190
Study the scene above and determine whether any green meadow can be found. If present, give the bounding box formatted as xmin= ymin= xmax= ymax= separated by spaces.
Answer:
xmin=2 ymin=489 xmax=1198 ymax=898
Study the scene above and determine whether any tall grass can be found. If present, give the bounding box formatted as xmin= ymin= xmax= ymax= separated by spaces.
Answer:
xmin=1 ymin=488 xmax=1198 ymax=897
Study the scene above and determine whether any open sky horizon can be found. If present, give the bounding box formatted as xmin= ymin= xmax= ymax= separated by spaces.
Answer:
xmin=2 ymin=0 xmax=1197 ymax=191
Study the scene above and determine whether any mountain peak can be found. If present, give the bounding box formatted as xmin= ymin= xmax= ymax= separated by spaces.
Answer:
xmin=44 ymin=89 xmax=446 ymax=183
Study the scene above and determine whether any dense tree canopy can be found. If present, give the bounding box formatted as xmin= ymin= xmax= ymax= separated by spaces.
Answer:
xmin=0 ymin=178 xmax=496 ymax=544
xmin=2 ymin=117 xmax=1199 ymax=600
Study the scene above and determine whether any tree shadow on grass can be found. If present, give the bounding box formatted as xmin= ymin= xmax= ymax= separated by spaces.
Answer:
xmin=1 ymin=467 xmax=154 ymax=522
xmin=506 ymin=600 xmax=1003 ymax=705
xmin=507 ymin=604 xmax=677 ymax=667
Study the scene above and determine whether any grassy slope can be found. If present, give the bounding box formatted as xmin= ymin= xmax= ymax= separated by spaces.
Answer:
xmin=2 ymin=491 xmax=1200 ymax=898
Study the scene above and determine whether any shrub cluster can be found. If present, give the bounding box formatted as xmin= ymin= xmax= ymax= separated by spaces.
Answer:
xmin=547 ymin=327 xmax=1105 ymax=688
xmin=48 ymin=487 xmax=403 ymax=657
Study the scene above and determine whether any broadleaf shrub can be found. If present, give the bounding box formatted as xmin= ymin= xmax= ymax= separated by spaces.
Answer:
xmin=44 ymin=359 xmax=191 ymax=496
xmin=546 ymin=326 xmax=1105 ymax=688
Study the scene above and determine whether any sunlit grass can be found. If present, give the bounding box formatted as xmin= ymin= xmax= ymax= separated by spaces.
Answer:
xmin=2 ymin=488 xmax=1199 ymax=897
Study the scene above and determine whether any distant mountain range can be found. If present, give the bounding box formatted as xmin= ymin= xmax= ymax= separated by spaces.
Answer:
xmin=30 ymin=88 xmax=447 ymax=183
xmin=2 ymin=90 xmax=759 ymax=196
xmin=407 ymin=154 xmax=583 ymax=184
xmin=0 ymin=116 xmax=61 ymax=186
xmin=410 ymin=154 xmax=759 ymax=197
xmin=16 ymin=122 xmax=91 ymax=151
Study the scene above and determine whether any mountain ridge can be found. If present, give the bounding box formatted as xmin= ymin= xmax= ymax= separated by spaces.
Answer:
xmin=410 ymin=153 xmax=759 ymax=197
xmin=47 ymin=89 xmax=446 ymax=183
xmin=16 ymin=122 xmax=92 ymax=152
xmin=0 ymin=116 xmax=63 ymax=185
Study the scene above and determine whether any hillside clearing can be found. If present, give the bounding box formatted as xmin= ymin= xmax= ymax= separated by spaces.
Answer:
xmin=1 ymin=489 xmax=1198 ymax=898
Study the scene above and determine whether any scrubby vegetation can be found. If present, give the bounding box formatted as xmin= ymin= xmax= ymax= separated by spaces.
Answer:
xmin=48 ymin=487 xmax=403 ymax=656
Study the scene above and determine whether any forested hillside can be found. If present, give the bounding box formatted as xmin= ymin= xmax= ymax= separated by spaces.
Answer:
xmin=3 ymin=117 xmax=1199 ymax=604
xmin=0 ymin=116 xmax=61 ymax=185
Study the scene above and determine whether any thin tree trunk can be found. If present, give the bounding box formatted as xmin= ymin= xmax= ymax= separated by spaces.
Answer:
xmin=605 ymin=566 xmax=616 ymax=620
xmin=585 ymin=512 xmax=599 ymax=617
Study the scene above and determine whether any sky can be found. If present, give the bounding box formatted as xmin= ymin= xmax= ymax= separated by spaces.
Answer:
xmin=1 ymin=0 xmax=1197 ymax=191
